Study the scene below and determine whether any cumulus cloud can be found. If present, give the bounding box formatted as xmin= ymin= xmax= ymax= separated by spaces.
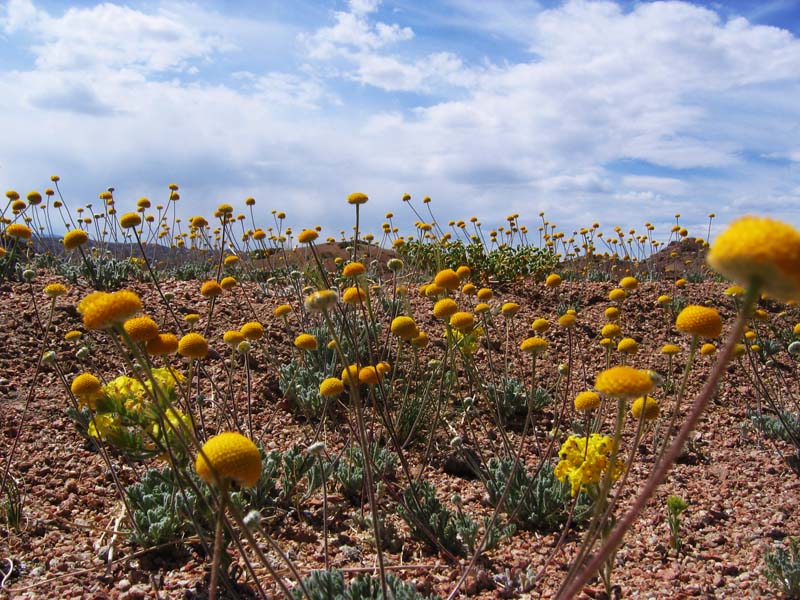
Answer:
xmin=1 ymin=0 xmax=799 ymax=239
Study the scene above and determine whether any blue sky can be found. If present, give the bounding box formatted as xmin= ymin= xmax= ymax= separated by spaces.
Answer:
xmin=2 ymin=0 xmax=800 ymax=242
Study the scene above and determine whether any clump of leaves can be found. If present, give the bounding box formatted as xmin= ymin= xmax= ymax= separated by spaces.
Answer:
xmin=485 ymin=458 xmax=588 ymax=531
xmin=487 ymin=378 xmax=551 ymax=424
xmin=334 ymin=443 xmax=397 ymax=501
xmin=398 ymin=480 xmax=513 ymax=556
xmin=2 ymin=475 xmax=24 ymax=531
xmin=749 ymin=410 xmax=800 ymax=444
xmin=666 ymin=494 xmax=689 ymax=556
xmin=764 ymin=537 xmax=800 ymax=599
xmin=279 ymin=361 xmax=328 ymax=419
xmin=125 ymin=467 xmax=198 ymax=547
xmin=292 ymin=569 xmax=441 ymax=600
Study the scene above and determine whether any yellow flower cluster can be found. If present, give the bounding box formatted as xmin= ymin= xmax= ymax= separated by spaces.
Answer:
xmin=555 ymin=434 xmax=620 ymax=496
xmin=78 ymin=290 xmax=142 ymax=330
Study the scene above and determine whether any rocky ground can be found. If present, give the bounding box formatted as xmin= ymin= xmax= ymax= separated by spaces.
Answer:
xmin=1 ymin=256 xmax=799 ymax=599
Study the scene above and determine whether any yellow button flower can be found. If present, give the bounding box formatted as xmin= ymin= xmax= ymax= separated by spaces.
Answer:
xmin=196 ymin=432 xmax=262 ymax=488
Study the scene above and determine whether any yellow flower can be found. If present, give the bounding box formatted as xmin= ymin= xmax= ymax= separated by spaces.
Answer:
xmin=44 ymin=283 xmax=68 ymax=298
xmin=456 ymin=265 xmax=471 ymax=280
xmin=119 ymin=212 xmax=141 ymax=229
xmin=79 ymin=290 xmax=142 ymax=330
xmin=343 ymin=262 xmax=366 ymax=278
xmin=195 ymin=432 xmax=262 ymax=488
xmin=601 ymin=323 xmax=622 ymax=339
xmin=700 ymin=343 xmax=716 ymax=356
xmin=5 ymin=223 xmax=32 ymax=239
xmin=391 ymin=316 xmax=419 ymax=340
xmin=531 ymin=318 xmax=549 ymax=333
xmin=88 ymin=413 xmax=120 ymax=439
xmin=449 ymin=311 xmax=475 ymax=333
xmin=461 ymin=283 xmax=476 ymax=295
xmin=617 ymin=337 xmax=638 ymax=354
xmin=631 ymin=396 xmax=660 ymax=420
xmin=574 ymin=391 xmax=601 ymax=412
xmin=433 ymin=298 xmax=458 ymax=320
xmin=558 ymin=313 xmax=576 ymax=328
xmin=675 ymin=278 xmax=687 ymax=287
xmin=555 ymin=434 xmax=619 ymax=496
xmin=297 ymin=229 xmax=318 ymax=244
xmin=304 ymin=289 xmax=338 ymax=312
xmin=545 ymin=273 xmax=562 ymax=288
xmin=220 ymin=276 xmax=237 ymax=290
xmin=501 ymin=302 xmax=520 ymax=317
xmin=240 ymin=321 xmax=265 ymax=340
xmin=724 ymin=285 xmax=746 ymax=297
xmin=341 ymin=364 xmax=359 ymax=386
xmin=71 ymin=373 xmax=103 ymax=408
xmin=178 ymin=332 xmax=208 ymax=358
xmin=65 ymin=330 xmax=82 ymax=341
xmin=707 ymin=216 xmax=800 ymax=301
xmin=619 ymin=276 xmax=638 ymax=290
xmin=294 ymin=333 xmax=318 ymax=351
xmin=657 ymin=295 xmax=672 ymax=306
xmin=474 ymin=302 xmax=490 ymax=314
xmin=595 ymin=366 xmax=653 ymax=398
xmin=123 ymin=316 xmax=160 ymax=342
xmin=412 ymin=331 xmax=429 ymax=348
xmin=147 ymin=333 xmax=179 ymax=355
xmin=274 ymin=304 xmax=292 ymax=318
xmin=347 ymin=192 xmax=369 ymax=205
xmin=794 ymin=322 xmax=800 ymax=336
xmin=200 ymin=280 xmax=223 ymax=298
xmin=520 ymin=336 xmax=548 ymax=354
xmin=224 ymin=330 xmax=245 ymax=348
xmin=184 ymin=314 xmax=200 ymax=325
xmin=63 ymin=229 xmax=89 ymax=251
xmin=358 ymin=366 xmax=381 ymax=385
xmin=342 ymin=287 xmax=366 ymax=305
xmin=609 ymin=288 xmax=627 ymax=301
xmin=661 ymin=343 xmax=680 ymax=355
xmin=675 ymin=305 xmax=723 ymax=339
xmin=319 ymin=377 xmax=344 ymax=396
xmin=604 ymin=307 xmax=620 ymax=322
xmin=477 ymin=287 xmax=493 ymax=301
xmin=434 ymin=269 xmax=460 ymax=291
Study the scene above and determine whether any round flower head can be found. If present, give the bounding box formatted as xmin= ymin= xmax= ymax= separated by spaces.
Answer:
xmin=609 ymin=288 xmax=627 ymax=302
xmin=294 ymin=333 xmax=318 ymax=351
xmin=412 ymin=331 xmax=429 ymax=348
xmin=391 ymin=316 xmax=419 ymax=340
xmin=240 ymin=321 xmax=264 ymax=340
xmin=707 ymin=216 xmax=800 ymax=301
xmin=433 ymin=298 xmax=458 ymax=320
xmin=297 ymin=229 xmax=318 ymax=244
xmin=477 ymin=287 xmax=493 ymax=301
xmin=434 ymin=269 xmax=460 ymax=291
xmin=123 ymin=316 xmax=160 ymax=342
xmin=619 ymin=276 xmax=638 ymax=290
xmin=358 ymin=366 xmax=381 ymax=386
xmin=531 ymin=318 xmax=549 ymax=333
xmin=63 ymin=229 xmax=89 ymax=251
xmin=724 ymin=285 xmax=746 ymax=297
xmin=347 ymin=192 xmax=369 ymax=205
xmin=223 ymin=330 xmax=245 ymax=348
xmin=220 ymin=276 xmax=237 ymax=290
xmin=617 ymin=337 xmax=639 ymax=354
xmin=595 ymin=366 xmax=653 ymax=398
xmin=274 ymin=304 xmax=292 ymax=318
xmin=474 ymin=302 xmax=490 ymax=314
xmin=195 ymin=432 xmax=262 ymax=488
xmin=675 ymin=278 xmax=687 ymax=287
xmin=661 ymin=343 xmax=681 ymax=355
xmin=178 ymin=332 xmax=209 ymax=358
xmin=341 ymin=364 xmax=359 ymax=386
xmin=794 ymin=323 xmax=800 ymax=336
xmin=319 ymin=377 xmax=344 ymax=397
xmin=387 ymin=258 xmax=404 ymax=272
xmin=733 ymin=343 xmax=746 ymax=358
xmin=501 ymin=302 xmax=520 ymax=317
xmin=601 ymin=323 xmax=622 ymax=339
xmin=450 ymin=311 xmax=475 ymax=333
xmin=520 ymin=336 xmax=548 ymax=354
xmin=700 ymin=342 xmax=716 ymax=356
xmin=305 ymin=289 xmax=338 ymax=312
xmin=147 ymin=333 xmax=179 ymax=355
xmin=80 ymin=290 xmax=142 ymax=330
xmin=342 ymin=287 xmax=366 ymax=305
xmin=200 ymin=280 xmax=223 ymax=298
xmin=675 ymin=305 xmax=723 ymax=339
xmin=545 ymin=273 xmax=562 ymax=288
xmin=65 ymin=330 xmax=82 ymax=341
xmin=558 ymin=313 xmax=576 ymax=328
xmin=456 ymin=265 xmax=471 ymax=280
xmin=631 ymin=396 xmax=660 ymax=421
xmin=119 ymin=212 xmax=141 ymax=229
xmin=461 ymin=283 xmax=476 ymax=295
xmin=5 ymin=223 xmax=32 ymax=239
xmin=343 ymin=262 xmax=366 ymax=278
xmin=657 ymin=295 xmax=672 ymax=306
xmin=71 ymin=372 xmax=103 ymax=400
xmin=44 ymin=283 xmax=68 ymax=298
xmin=574 ymin=391 xmax=601 ymax=413
xmin=604 ymin=307 xmax=620 ymax=322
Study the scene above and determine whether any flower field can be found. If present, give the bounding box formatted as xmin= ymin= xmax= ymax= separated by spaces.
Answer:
xmin=1 ymin=185 xmax=800 ymax=599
